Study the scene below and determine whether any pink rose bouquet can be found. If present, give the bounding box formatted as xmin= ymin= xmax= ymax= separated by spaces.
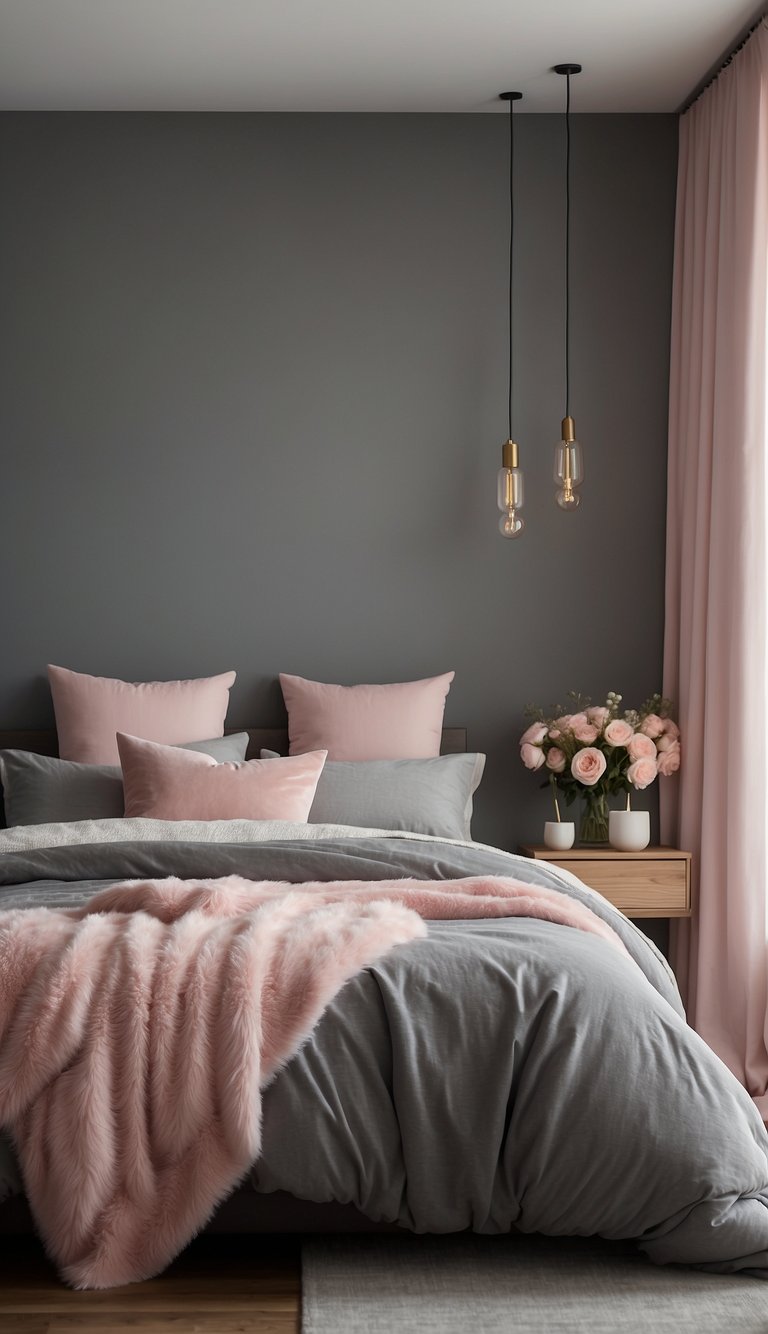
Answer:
xmin=519 ymin=691 xmax=681 ymax=843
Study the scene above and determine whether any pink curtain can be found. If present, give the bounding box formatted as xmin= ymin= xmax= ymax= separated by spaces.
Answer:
xmin=662 ymin=20 xmax=768 ymax=1116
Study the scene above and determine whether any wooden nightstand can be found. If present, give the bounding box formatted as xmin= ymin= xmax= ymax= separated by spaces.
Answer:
xmin=518 ymin=845 xmax=692 ymax=918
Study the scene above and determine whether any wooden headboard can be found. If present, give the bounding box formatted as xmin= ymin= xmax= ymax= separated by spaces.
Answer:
xmin=0 ymin=727 xmax=468 ymax=759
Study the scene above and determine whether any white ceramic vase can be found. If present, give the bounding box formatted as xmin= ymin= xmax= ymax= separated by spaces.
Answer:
xmin=544 ymin=821 xmax=576 ymax=851
xmin=608 ymin=810 xmax=650 ymax=852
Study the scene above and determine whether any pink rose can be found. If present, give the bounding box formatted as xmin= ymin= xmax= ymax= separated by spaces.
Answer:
xmin=627 ymin=757 xmax=658 ymax=789
xmin=570 ymin=747 xmax=607 ymax=786
xmin=572 ymin=719 xmax=600 ymax=743
xmin=604 ymin=719 xmax=634 ymax=747
xmin=546 ymin=746 xmax=566 ymax=773
xmin=548 ymin=727 xmax=562 ymax=740
xmin=640 ymin=713 xmax=665 ymax=739
xmin=586 ymin=706 xmax=610 ymax=726
xmin=656 ymin=733 xmax=676 ymax=752
xmin=661 ymin=719 xmax=680 ymax=741
xmin=556 ymin=714 xmax=573 ymax=732
xmin=627 ymin=733 xmax=656 ymax=761
xmin=657 ymin=741 xmax=681 ymax=776
xmin=520 ymin=722 xmax=547 ymax=746
xmin=568 ymin=712 xmax=588 ymax=730
xmin=521 ymin=743 xmax=545 ymax=771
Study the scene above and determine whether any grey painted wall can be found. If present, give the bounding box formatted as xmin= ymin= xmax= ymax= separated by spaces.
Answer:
xmin=0 ymin=112 xmax=677 ymax=851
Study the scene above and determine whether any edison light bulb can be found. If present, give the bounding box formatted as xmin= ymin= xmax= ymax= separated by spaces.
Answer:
xmin=499 ymin=509 xmax=525 ymax=538
xmin=554 ymin=416 xmax=583 ymax=510
xmin=497 ymin=439 xmax=525 ymax=540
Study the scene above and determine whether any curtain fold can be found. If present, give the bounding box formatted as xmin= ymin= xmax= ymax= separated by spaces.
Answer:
xmin=662 ymin=20 xmax=768 ymax=1115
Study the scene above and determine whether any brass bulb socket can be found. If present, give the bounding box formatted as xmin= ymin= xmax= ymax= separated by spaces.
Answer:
xmin=501 ymin=439 xmax=519 ymax=469
xmin=561 ymin=416 xmax=576 ymax=443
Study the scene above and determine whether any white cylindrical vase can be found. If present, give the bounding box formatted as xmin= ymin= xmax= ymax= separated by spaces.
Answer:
xmin=544 ymin=821 xmax=575 ymax=851
xmin=609 ymin=810 xmax=650 ymax=852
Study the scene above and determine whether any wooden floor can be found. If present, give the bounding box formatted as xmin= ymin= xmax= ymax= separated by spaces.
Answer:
xmin=0 ymin=1236 xmax=301 ymax=1333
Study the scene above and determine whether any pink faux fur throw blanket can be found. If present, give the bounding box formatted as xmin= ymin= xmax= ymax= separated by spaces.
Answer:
xmin=0 ymin=873 xmax=629 ymax=1288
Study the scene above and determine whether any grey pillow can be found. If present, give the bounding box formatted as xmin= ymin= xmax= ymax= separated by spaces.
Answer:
xmin=0 ymin=733 xmax=250 ymax=828
xmin=261 ymin=750 xmax=485 ymax=841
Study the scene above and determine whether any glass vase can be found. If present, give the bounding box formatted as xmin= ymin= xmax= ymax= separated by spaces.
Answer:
xmin=579 ymin=791 xmax=610 ymax=845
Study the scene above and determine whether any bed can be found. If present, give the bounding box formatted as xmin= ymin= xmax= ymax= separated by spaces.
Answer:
xmin=1 ymin=725 xmax=767 ymax=1288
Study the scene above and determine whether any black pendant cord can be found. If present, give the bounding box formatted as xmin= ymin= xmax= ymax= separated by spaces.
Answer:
xmin=564 ymin=70 xmax=571 ymax=419
xmin=499 ymin=91 xmax=522 ymax=441
xmin=508 ymin=97 xmax=515 ymax=441
xmin=554 ymin=64 xmax=581 ymax=421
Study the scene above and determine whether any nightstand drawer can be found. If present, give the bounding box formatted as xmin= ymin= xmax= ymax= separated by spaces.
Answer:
xmin=518 ymin=846 xmax=692 ymax=918
xmin=553 ymin=858 xmax=689 ymax=917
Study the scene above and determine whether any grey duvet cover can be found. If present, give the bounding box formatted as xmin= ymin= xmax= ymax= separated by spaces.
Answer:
xmin=1 ymin=831 xmax=767 ymax=1278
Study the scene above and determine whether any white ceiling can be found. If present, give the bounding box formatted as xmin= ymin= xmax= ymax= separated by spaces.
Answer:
xmin=0 ymin=0 xmax=762 ymax=113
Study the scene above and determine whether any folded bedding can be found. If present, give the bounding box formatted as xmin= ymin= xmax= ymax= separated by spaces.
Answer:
xmin=0 ymin=821 xmax=767 ymax=1289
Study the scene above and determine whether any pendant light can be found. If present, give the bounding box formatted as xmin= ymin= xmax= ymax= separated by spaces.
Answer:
xmin=553 ymin=64 xmax=584 ymax=510
xmin=497 ymin=90 xmax=525 ymax=540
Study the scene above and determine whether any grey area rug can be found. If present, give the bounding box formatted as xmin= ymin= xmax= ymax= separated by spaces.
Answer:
xmin=301 ymin=1233 xmax=768 ymax=1333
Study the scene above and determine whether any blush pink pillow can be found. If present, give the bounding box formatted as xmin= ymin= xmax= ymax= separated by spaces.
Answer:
xmin=279 ymin=672 xmax=455 ymax=760
xmin=117 ymin=733 xmax=327 ymax=822
xmin=49 ymin=665 xmax=237 ymax=765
